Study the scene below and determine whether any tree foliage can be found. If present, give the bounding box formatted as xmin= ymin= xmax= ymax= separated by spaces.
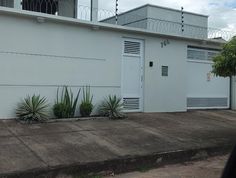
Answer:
xmin=212 ymin=36 xmax=236 ymax=77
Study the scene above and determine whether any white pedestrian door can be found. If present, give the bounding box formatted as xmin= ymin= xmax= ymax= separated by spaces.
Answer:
xmin=122 ymin=39 xmax=143 ymax=112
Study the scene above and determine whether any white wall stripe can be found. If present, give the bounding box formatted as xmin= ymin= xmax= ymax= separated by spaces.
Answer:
xmin=0 ymin=84 xmax=121 ymax=88
xmin=0 ymin=50 xmax=106 ymax=61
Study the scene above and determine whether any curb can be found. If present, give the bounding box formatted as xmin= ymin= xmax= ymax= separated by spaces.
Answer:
xmin=1 ymin=144 xmax=234 ymax=178
xmin=17 ymin=116 xmax=109 ymax=124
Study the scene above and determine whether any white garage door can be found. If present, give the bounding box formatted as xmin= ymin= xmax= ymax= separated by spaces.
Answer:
xmin=187 ymin=46 xmax=230 ymax=109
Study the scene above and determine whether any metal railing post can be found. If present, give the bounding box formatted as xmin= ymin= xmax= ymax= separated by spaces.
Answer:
xmin=75 ymin=0 xmax=78 ymax=18
xmin=115 ymin=0 xmax=118 ymax=24
xmin=90 ymin=0 xmax=98 ymax=22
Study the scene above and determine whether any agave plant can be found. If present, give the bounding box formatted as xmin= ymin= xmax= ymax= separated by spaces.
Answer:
xmin=53 ymin=86 xmax=80 ymax=118
xmin=80 ymin=86 xmax=93 ymax=117
xmin=16 ymin=95 xmax=49 ymax=122
xmin=99 ymin=95 xmax=124 ymax=119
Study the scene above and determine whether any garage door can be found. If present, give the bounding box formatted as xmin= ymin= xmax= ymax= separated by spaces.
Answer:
xmin=187 ymin=46 xmax=230 ymax=109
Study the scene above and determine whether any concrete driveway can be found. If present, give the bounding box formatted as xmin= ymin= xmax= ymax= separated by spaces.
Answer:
xmin=0 ymin=110 xmax=236 ymax=177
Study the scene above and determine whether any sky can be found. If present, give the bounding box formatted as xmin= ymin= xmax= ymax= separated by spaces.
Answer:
xmin=78 ymin=0 xmax=236 ymax=32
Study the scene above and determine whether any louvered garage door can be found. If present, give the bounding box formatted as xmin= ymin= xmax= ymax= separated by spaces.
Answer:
xmin=187 ymin=46 xmax=230 ymax=109
xmin=122 ymin=39 xmax=144 ymax=112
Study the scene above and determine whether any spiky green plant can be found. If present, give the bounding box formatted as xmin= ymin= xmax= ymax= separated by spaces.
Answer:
xmin=99 ymin=95 xmax=124 ymax=119
xmin=53 ymin=86 xmax=80 ymax=118
xmin=80 ymin=86 xmax=93 ymax=117
xmin=16 ymin=95 xmax=49 ymax=122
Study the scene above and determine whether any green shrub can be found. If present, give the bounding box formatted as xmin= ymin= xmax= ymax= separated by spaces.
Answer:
xmin=53 ymin=86 xmax=80 ymax=118
xmin=98 ymin=95 xmax=124 ymax=119
xmin=80 ymin=86 xmax=93 ymax=117
xmin=53 ymin=103 xmax=67 ymax=118
xmin=16 ymin=95 xmax=49 ymax=122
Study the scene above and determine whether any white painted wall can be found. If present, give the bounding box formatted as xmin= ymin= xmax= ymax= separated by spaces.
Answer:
xmin=0 ymin=8 xmax=226 ymax=118
xmin=0 ymin=14 xmax=122 ymax=118
xmin=143 ymin=38 xmax=187 ymax=112
xmin=146 ymin=6 xmax=208 ymax=39
xmin=103 ymin=5 xmax=208 ymax=39
xmin=102 ymin=6 xmax=148 ymax=28
xmin=186 ymin=42 xmax=230 ymax=109
xmin=187 ymin=61 xmax=230 ymax=108
xmin=0 ymin=10 xmax=189 ymax=118
xmin=147 ymin=6 xmax=208 ymax=28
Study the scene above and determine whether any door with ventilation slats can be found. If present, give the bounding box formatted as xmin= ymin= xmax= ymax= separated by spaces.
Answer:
xmin=122 ymin=39 xmax=144 ymax=112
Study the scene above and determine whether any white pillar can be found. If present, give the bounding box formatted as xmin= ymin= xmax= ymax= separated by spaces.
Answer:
xmin=13 ymin=0 xmax=21 ymax=10
xmin=90 ymin=0 xmax=98 ymax=22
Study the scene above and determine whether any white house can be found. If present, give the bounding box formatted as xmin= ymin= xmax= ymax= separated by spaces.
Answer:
xmin=0 ymin=0 xmax=232 ymax=119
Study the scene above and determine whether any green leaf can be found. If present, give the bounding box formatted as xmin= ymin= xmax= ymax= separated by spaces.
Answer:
xmin=212 ymin=36 xmax=236 ymax=77
xmin=16 ymin=94 xmax=49 ymax=122
xmin=80 ymin=86 xmax=93 ymax=117
xmin=53 ymin=86 xmax=80 ymax=118
xmin=98 ymin=95 xmax=124 ymax=119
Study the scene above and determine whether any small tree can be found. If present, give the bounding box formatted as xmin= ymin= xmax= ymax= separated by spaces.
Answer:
xmin=212 ymin=36 xmax=236 ymax=77
xmin=212 ymin=36 xmax=236 ymax=109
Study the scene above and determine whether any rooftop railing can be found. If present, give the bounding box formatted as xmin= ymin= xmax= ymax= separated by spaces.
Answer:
xmin=103 ymin=11 xmax=236 ymax=41
xmin=147 ymin=18 xmax=235 ymax=40
xmin=0 ymin=0 xmax=235 ymax=40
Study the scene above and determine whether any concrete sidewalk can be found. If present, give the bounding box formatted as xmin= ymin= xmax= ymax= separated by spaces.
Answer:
xmin=0 ymin=110 xmax=236 ymax=177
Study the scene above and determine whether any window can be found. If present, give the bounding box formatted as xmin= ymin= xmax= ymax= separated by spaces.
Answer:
xmin=187 ymin=46 xmax=220 ymax=61
xmin=187 ymin=49 xmax=205 ymax=60
xmin=162 ymin=66 xmax=168 ymax=76
xmin=207 ymin=51 xmax=218 ymax=61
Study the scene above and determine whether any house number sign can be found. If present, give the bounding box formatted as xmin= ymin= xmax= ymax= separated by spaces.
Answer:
xmin=161 ymin=39 xmax=170 ymax=48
